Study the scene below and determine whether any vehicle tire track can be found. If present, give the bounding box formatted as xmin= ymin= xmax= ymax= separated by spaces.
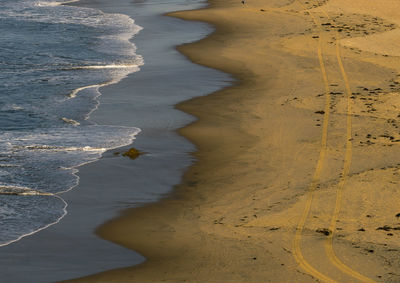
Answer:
xmin=294 ymin=1 xmax=377 ymax=281
xmin=317 ymin=7 xmax=378 ymax=283
xmin=292 ymin=1 xmax=336 ymax=282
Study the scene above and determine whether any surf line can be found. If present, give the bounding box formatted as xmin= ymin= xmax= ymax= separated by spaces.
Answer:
xmin=292 ymin=1 xmax=336 ymax=282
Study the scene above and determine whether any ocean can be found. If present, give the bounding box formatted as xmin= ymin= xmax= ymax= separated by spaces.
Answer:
xmin=0 ymin=0 xmax=143 ymax=246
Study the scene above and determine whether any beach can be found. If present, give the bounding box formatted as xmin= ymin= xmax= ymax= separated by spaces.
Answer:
xmin=63 ymin=0 xmax=400 ymax=282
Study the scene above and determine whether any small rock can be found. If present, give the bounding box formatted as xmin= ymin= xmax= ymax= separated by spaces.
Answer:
xmin=377 ymin=225 xmax=392 ymax=231
xmin=316 ymin=228 xmax=331 ymax=236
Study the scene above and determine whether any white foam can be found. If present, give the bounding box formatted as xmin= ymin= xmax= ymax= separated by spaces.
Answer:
xmin=19 ymin=144 xmax=106 ymax=152
xmin=72 ymin=64 xmax=140 ymax=70
xmin=0 ymin=164 xmax=21 ymax=168
xmin=61 ymin=117 xmax=80 ymax=126
xmin=66 ymin=59 xmax=143 ymax=99
xmin=68 ymin=85 xmax=98 ymax=98
xmin=0 ymin=186 xmax=53 ymax=196
xmin=34 ymin=0 xmax=80 ymax=7
xmin=1 ymin=104 xmax=24 ymax=111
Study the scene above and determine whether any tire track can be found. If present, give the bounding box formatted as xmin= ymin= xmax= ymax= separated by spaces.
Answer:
xmin=317 ymin=7 xmax=377 ymax=283
xmin=293 ymin=1 xmax=377 ymax=281
xmin=292 ymin=1 xmax=336 ymax=282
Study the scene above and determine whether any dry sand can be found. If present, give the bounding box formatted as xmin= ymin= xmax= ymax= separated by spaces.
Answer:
xmin=66 ymin=0 xmax=400 ymax=281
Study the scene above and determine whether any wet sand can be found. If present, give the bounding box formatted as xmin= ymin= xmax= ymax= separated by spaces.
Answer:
xmin=67 ymin=0 xmax=400 ymax=282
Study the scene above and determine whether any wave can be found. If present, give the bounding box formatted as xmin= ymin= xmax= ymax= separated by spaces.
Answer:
xmin=70 ymin=64 xmax=141 ymax=70
xmin=0 ymin=186 xmax=53 ymax=196
xmin=0 ymin=194 xmax=68 ymax=248
xmin=1 ymin=105 xmax=24 ymax=111
xmin=66 ymin=60 xmax=143 ymax=100
xmin=0 ymin=125 xmax=141 ymax=247
xmin=0 ymin=0 xmax=144 ymax=248
xmin=34 ymin=0 xmax=80 ymax=7
xmin=14 ymin=144 xmax=107 ymax=152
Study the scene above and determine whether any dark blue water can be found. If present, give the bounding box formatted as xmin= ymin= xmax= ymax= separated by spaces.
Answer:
xmin=0 ymin=0 xmax=142 ymax=246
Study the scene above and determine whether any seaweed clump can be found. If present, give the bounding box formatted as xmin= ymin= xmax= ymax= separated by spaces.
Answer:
xmin=122 ymin=147 xmax=141 ymax=160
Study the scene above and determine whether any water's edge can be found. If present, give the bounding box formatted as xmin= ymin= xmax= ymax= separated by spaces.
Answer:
xmin=0 ymin=0 xmax=232 ymax=282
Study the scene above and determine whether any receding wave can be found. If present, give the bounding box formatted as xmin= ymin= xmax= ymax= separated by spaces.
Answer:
xmin=0 ymin=0 xmax=143 ymax=248
xmin=66 ymin=60 xmax=143 ymax=99
xmin=68 ymin=85 xmax=99 ymax=98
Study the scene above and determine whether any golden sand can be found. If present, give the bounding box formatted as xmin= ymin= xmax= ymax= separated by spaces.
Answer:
xmin=66 ymin=0 xmax=400 ymax=281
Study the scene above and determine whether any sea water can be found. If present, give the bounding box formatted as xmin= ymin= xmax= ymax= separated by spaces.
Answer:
xmin=0 ymin=0 xmax=143 ymax=246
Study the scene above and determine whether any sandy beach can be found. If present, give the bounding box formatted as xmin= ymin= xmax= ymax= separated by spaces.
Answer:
xmin=67 ymin=0 xmax=400 ymax=282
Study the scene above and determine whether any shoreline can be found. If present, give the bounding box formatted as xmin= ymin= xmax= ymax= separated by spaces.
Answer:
xmin=0 ymin=0 xmax=231 ymax=282
xmin=69 ymin=0 xmax=400 ymax=282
